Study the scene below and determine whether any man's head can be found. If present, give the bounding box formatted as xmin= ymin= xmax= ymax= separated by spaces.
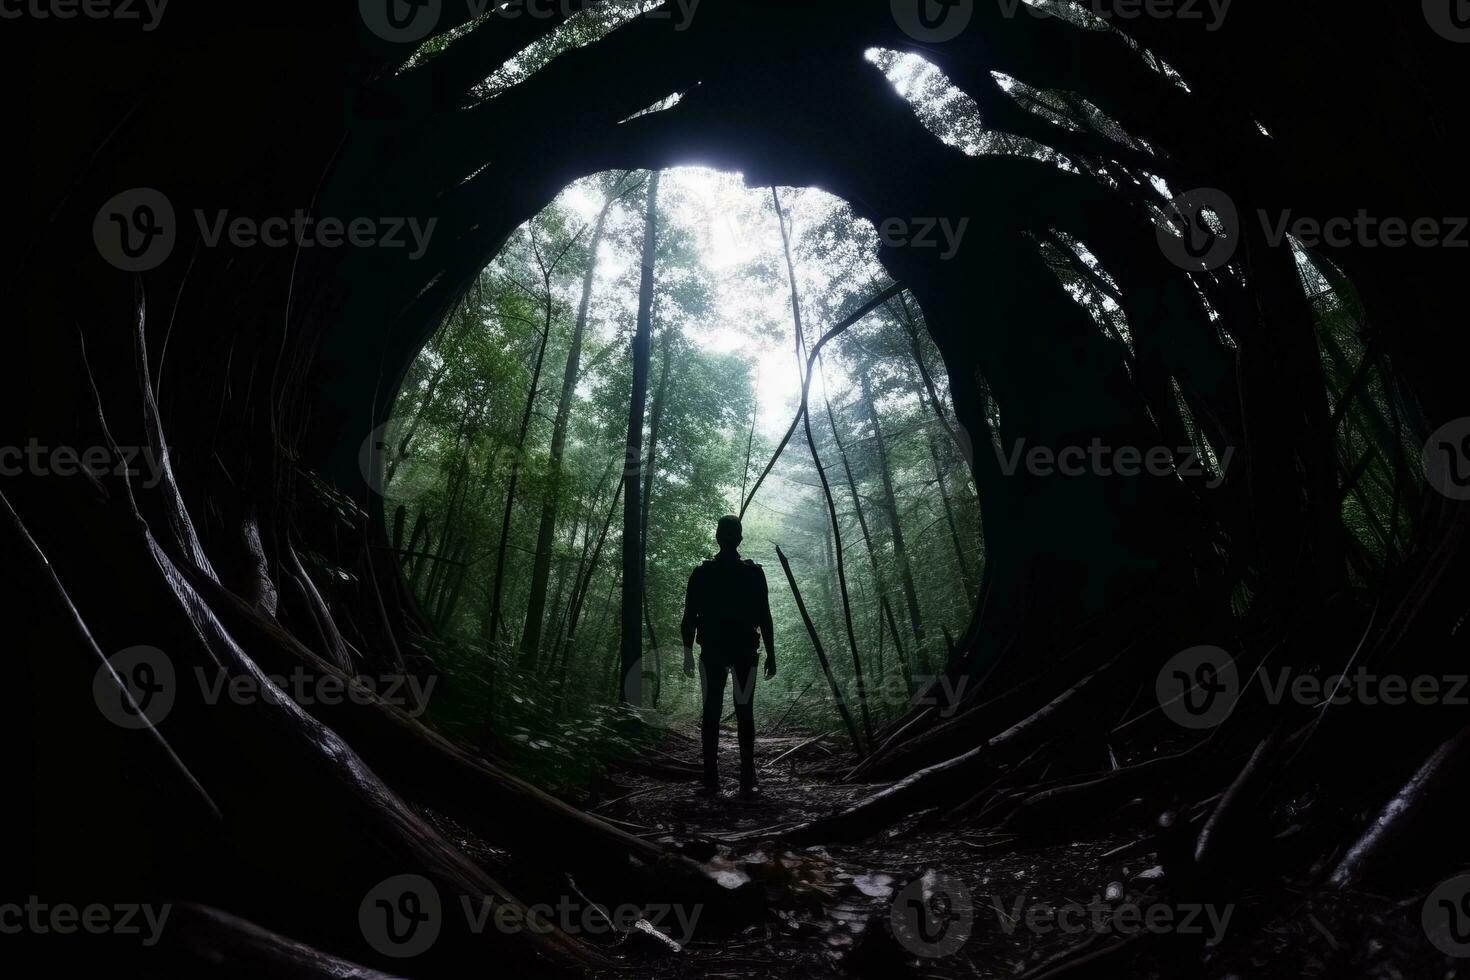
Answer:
xmin=716 ymin=515 xmax=743 ymax=551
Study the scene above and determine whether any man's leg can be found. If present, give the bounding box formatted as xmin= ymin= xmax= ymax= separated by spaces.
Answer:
xmin=730 ymin=652 xmax=758 ymax=792
xmin=698 ymin=651 xmax=728 ymax=789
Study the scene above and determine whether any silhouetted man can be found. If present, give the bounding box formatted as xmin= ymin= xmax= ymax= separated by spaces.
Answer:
xmin=681 ymin=515 xmax=776 ymax=798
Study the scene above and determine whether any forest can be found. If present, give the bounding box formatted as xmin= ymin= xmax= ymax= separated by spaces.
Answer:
xmin=381 ymin=169 xmax=982 ymax=778
xmin=12 ymin=2 xmax=1468 ymax=979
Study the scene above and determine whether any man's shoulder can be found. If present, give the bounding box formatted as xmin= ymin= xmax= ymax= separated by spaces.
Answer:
xmin=692 ymin=555 xmax=764 ymax=575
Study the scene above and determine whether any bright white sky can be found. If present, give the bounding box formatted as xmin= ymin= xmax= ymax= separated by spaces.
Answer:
xmin=555 ymin=167 xmax=888 ymax=441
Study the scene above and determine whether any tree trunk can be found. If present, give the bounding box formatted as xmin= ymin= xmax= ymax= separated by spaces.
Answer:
xmin=923 ymin=392 xmax=977 ymax=601
xmin=518 ymin=189 xmax=618 ymax=664
xmin=385 ymin=360 xmax=448 ymax=488
xmin=861 ymin=371 xmax=927 ymax=672
xmin=895 ymin=294 xmax=977 ymax=600
xmin=546 ymin=483 xmax=594 ymax=674
xmin=821 ymin=357 xmax=910 ymax=691
xmin=640 ymin=326 xmax=674 ymax=705
xmin=772 ymin=187 xmax=873 ymax=744
xmin=820 ymin=521 xmax=841 ymax=640
xmin=549 ymin=461 xmax=616 ymax=668
xmin=405 ymin=510 xmax=431 ymax=589
xmin=566 ymin=476 xmax=623 ymax=655
xmin=619 ymin=170 xmax=660 ymax=705
xmin=487 ymin=303 xmax=553 ymax=644
xmin=424 ymin=398 xmax=482 ymax=605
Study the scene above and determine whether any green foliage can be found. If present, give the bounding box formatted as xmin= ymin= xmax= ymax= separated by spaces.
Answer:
xmin=1294 ymin=246 xmax=1424 ymax=576
xmin=383 ymin=170 xmax=985 ymax=793
xmin=419 ymin=634 xmax=657 ymax=798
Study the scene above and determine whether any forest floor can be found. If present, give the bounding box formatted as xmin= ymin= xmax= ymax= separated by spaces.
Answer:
xmin=573 ymin=727 xmax=1452 ymax=980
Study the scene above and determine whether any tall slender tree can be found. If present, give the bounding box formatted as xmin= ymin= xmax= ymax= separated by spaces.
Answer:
xmin=619 ymin=170 xmax=661 ymax=705
xmin=820 ymin=355 xmax=911 ymax=690
xmin=640 ymin=325 xmax=675 ymax=704
xmin=487 ymin=223 xmax=581 ymax=644
xmin=860 ymin=369 xmax=927 ymax=670
xmin=773 ymin=187 xmax=873 ymax=744
xmin=519 ymin=177 xmax=628 ymax=664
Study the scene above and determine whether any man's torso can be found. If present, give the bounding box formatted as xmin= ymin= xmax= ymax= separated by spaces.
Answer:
xmin=689 ymin=555 xmax=763 ymax=654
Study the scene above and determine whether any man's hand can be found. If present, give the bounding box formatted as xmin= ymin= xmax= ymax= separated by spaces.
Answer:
xmin=683 ymin=648 xmax=696 ymax=678
xmin=764 ymin=653 xmax=777 ymax=680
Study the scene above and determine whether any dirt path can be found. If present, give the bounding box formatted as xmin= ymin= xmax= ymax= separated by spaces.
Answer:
xmin=587 ymin=728 xmax=1148 ymax=979
xmin=578 ymin=728 xmax=1440 ymax=979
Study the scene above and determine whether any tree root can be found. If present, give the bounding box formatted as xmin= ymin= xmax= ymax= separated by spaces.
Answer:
xmin=780 ymin=660 xmax=1118 ymax=843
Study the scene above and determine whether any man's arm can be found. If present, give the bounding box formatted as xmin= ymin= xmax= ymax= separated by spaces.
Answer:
xmin=756 ymin=567 xmax=776 ymax=678
xmin=680 ymin=567 xmax=699 ymax=676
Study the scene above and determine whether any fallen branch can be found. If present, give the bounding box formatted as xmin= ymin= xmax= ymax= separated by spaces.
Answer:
xmin=740 ymin=282 xmax=904 ymax=518
xmin=786 ymin=660 xmax=1117 ymax=843
xmin=1329 ymin=722 xmax=1470 ymax=889
xmin=774 ymin=545 xmax=865 ymax=756
xmin=761 ymin=730 xmax=832 ymax=772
